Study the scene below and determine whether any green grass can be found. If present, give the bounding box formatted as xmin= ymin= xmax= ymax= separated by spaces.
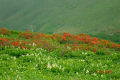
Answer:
xmin=0 ymin=48 xmax=120 ymax=80
xmin=0 ymin=30 xmax=120 ymax=80
xmin=0 ymin=0 xmax=120 ymax=34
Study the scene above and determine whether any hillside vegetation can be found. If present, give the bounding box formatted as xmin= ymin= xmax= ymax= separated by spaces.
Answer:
xmin=0 ymin=0 xmax=120 ymax=34
xmin=0 ymin=28 xmax=120 ymax=80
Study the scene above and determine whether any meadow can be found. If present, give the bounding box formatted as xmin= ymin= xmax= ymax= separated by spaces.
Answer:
xmin=0 ymin=28 xmax=120 ymax=80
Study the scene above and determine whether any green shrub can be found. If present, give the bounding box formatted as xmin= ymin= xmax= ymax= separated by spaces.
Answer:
xmin=0 ymin=48 xmax=31 ymax=57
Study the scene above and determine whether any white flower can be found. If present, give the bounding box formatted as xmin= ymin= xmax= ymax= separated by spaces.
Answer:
xmin=47 ymin=62 xmax=52 ymax=69
xmin=101 ymin=75 xmax=104 ymax=78
xmin=35 ymin=64 xmax=38 ymax=67
xmin=81 ymin=59 xmax=85 ymax=62
xmin=22 ymin=55 xmax=25 ymax=57
xmin=82 ymin=52 xmax=84 ymax=54
xmin=10 ymin=68 xmax=12 ymax=71
xmin=84 ymin=52 xmax=87 ymax=55
xmin=86 ymin=70 xmax=89 ymax=74
xmin=13 ymin=57 xmax=16 ymax=60
xmin=67 ymin=46 xmax=71 ymax=50
xmin=83 ymin=68 xmax=85 ymax=71
xmin=59 ymin=65 xmax=62 ymax=70
xmin=62 ymin=68 xmax=64 ymax=72
xmin=26 ymin=54 xmax=29 ymax=56
xmin=93 ymin=73 xmax=97 ymax=76
xmin=52 ymin=63 xmax=58 ymax=67
xmin=16 ymin=70 xmax=18 ymax=72
xmin=91 ymin=64 xmax=94 ymax=66
xmin=76 ymin=72 xmax=78 ymax=75
xmin=31 ymin=54 xmax=34 ymax=56
xmin=32 ymin=42 xmax=36 ymax=46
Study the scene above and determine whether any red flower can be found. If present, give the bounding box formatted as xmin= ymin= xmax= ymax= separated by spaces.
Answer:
xmin=91 ymin=41 xmax=97 ymax=45
xmin=40 ymin=33 xmax=46 ymax=38
xmin=93 ymin=48 xmax=97 ymax=53
xmin=105 ymin=70 xmax=112 ymax=74
xmin=61 ymin=36 xmax=67 ymax=41
xmin=3 ymin=38 xmax=8 ymax=42
xmin=22 ymin=46 xmax=26 ymax=49
xmin=95 ymin=70 xmax=98 ymax=73
xmin=105 ymin=70 xmax=109 ymax=74
xmin=12 ymin=41 xmax=19 ymax=47
xmin=93 ymin=37 xmax=98 ymax=41
xmin=118 ymin=44 xmax=120 ymax=48
xmin=63 ymin=32 xmax=71 ymax=37
xmin=112 ymin=43 xmax=117 ymax=48
xmin=108 ymin=70 xmax=112 ymax=74
xmin=99 ymin=70 xmax=103 ymax=74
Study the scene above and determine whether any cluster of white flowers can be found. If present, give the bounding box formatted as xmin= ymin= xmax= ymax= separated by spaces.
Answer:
xmin=13 ymin=56 xmax=16 ymax=60
xmin=67 ymin=46 xmax=71 ymax=50
xmin=86 ymin=70 xmax=89 ymax=74
xmin=80 ymin=59 xmax=85 ymax=62
xmin=82 ymin=52 xmax=88 ymax=55
xmin=47 ymin=62 xmax=58 ymax=69
xmin=32 ymin=42 xmax=36 ymax=46
xmin=76 ymin=72 xmax=79 ymax=75
xmin=47 ymin=62 xmax=64 ymax=72
xmin=92 ymin=73 xmax=97 ymax=76
xmin=47 ymin=62 xmax=52 ymax=69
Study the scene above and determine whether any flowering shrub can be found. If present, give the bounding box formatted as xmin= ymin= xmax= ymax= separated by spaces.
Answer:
xmin=0 ymin=38 xmax=30 ymax=49
xmin=0 ymin=28 xmax=10 ymax=35
xmin=96 ymin=70 xmax=112 ymax=74
xmin=0 ymin=28 xmax=120 ymax=53
xmin=19 ymin=30 xmax=33 ymax=39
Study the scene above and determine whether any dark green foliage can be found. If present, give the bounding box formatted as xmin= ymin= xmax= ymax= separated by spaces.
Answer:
xmin=96 ymin=49 xmax=105 ymax=55
xmin=0 ymin=48 xmax=31 ymax=57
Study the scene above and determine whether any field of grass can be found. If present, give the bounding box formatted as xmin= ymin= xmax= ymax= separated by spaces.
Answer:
xmin=0 ymin=28 xmax=120 ymax=80
xmin=0 ymin=0 xmax=120 ymax=34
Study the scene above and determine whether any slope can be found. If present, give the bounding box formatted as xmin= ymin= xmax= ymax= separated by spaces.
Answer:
xmin=0 ymin=0 xmax=120 ymax=34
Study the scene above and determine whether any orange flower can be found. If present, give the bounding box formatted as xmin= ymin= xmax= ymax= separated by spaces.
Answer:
xmin=95 ymin=70 xmax=98 ymax=73
xmin=118 ymin=44 xmax=120 ymax=48
xmin=108 ymin=70 xmax=112 ymax=74
xmin=91 ymin=41 xmax=97 ymax=45
xmin=105 ymin=70 xmax=109 ymax=74
xmin=112 ymin=43 xmax=117 ymax=48
xmin=12 ymin=41 xmax=19 ymax=47
xmin=99 ymin=70 xmax=103 ymax=74
xmin=3 ymin=38 xmax=8 ymax=42
xmin=93 ymin=48 xmax=97 ymax=53
xmin=22 ymin=46 xmax=26 ymax=49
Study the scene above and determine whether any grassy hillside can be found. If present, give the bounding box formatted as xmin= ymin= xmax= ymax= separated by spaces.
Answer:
xmin=0 ymin=29 xmax=120 ymax=80
xmin=0 ymin=0 xmax=120 ymax=34
xmin=92 ymin=32 xmax=120 ymax=43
